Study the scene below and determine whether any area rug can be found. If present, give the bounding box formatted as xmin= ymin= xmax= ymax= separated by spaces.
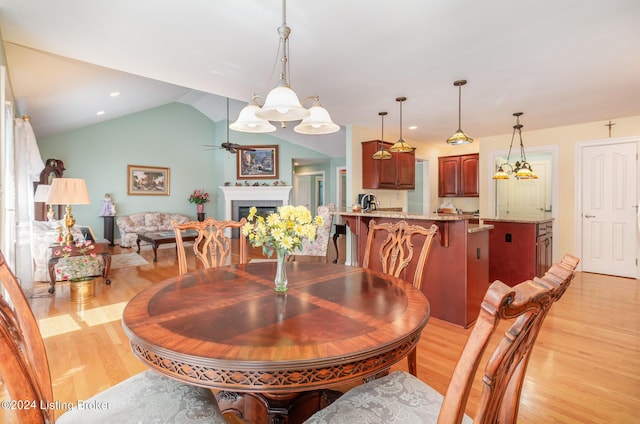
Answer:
xmin=110 ymin=253 xmax=150 ymax=269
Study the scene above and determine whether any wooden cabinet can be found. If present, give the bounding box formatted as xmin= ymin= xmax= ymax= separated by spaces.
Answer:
xmin=484 ymin=219 xmax=553 ymax=286
xmin=362 ymin=140 xmax=415 ymax=189
xmin=438 ymin=153 xmax=479 ymax=197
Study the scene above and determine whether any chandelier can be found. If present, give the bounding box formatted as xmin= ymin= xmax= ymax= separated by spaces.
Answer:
xmin=231 ymin=0 xmax=339 ymax=135
xmin=493 ymin=112 xmax=538 ymax=180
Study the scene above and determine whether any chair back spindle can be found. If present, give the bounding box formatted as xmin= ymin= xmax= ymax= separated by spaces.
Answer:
xmin=173 ymin=217 xmax=247 ymax=275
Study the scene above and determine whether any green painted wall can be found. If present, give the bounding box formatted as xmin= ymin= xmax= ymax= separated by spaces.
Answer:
xmin=37 ymin=102 xmax=336 ymax=240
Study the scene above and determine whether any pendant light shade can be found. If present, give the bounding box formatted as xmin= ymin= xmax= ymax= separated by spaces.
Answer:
xmin=389 ymin=97 xmax=414 ymax=153
xmin=493 ymin=112 xmax=538 ymax=180
xmin=255 ymin=79 xmax=310 ymax=122
xmin=372 ymin=111 xmax=392 ymax=160
xmin=294 ymin=96 xmax=340 ymax=134
xmin=446 ymin=80 xmax=473 ymax=145
xmin=230 ymin=95 xmax=277 ymax=133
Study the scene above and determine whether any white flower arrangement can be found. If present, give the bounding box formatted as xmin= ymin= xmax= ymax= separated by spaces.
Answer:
xmin=242 ymin=205 xmax=324 ymax=256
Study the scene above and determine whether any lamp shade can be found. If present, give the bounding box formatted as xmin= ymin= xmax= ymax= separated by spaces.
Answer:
xmin=255 ymin=82 xmax=310 ymax=122
xmin=230 ymin=101 xmax=277 ymax=133
xmin=294 ymin=100 xmax=340 ymax=134
xmin=446 ymin=129 xmax=474 ymax=145
xmin=47 ymin=178 xmax=91 ymax=205
xmin=33 ymin=184 xmax=52 ymax=202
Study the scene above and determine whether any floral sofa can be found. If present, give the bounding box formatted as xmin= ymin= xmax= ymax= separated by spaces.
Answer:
xmin=31 ymin=220 xmax=103 ymax=282
xmin=116 ymin=212 xmax=190 ymax=247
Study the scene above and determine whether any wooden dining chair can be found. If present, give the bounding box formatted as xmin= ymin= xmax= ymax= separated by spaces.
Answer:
xmin=304 ymin=254 xmax=580 ymax=424
xmin=173 ymin=217 xmax=247 ymax=275
xmin=362 ymin=219 xmax=439 ymax=376
xmin=0 ymin=250 xmax=227 ymax=424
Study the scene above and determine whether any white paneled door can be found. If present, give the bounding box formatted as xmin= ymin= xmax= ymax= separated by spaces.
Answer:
xmin=581 ymin=141 xmax=638 ymax=277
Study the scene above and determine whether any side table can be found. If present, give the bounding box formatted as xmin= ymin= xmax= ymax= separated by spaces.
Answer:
xmin=47 ymin=240 xmax=112 ymax=293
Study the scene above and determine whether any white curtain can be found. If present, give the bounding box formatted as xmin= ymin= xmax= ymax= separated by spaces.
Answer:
xmin=14 ymin=117 xmax=44 ymax=295
xmin=1 ymin=100 xmax=16 ymax=267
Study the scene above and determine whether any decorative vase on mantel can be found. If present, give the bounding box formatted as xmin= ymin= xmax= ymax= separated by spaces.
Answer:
xmin=274 ymin=250 xmax=289 ymax=292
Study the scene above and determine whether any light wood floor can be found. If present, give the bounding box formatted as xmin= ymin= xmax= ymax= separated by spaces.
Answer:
xmin=26 ymin=240 xmax=640 ymax=423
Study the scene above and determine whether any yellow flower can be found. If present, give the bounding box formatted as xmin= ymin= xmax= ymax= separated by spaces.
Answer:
xmin=242 ymin=205 xmax=322 ymax=257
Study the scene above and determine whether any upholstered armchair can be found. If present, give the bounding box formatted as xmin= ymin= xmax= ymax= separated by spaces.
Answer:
xmin=289 ymin=204 xmax=335 ymax=262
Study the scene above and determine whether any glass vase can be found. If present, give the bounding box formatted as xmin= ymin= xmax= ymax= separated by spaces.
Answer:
xmin=274 ymin=250 xmax=288 ymax=292
xmin=196 ymin=204 xmax=205 ymax=213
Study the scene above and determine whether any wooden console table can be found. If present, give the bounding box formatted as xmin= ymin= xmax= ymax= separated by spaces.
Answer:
xmin=47 ymin=240 xmax=111 ymax=293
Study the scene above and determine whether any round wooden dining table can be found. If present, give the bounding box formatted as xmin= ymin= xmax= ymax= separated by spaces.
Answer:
xmin=122 ymin=262 xmax=430 ymax=424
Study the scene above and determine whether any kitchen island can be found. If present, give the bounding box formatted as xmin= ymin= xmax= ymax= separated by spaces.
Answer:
xmin=483 ymin=216 xmax=554 ymax=287
xmin=337 ymin=210 xmax=493 ymax=328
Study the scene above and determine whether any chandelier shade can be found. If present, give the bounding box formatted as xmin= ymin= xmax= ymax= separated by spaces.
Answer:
xmin=389 ymin=97 xmax=414 ymax=153
xmin=372 ymin=111 xmax=392 ymax=160
xmin=255 ymin=81 xmax=310 ymax=122
xmin=446 ymin=80 xmax=473 ymax=145
xmin=230 ymin=96 xmax=277 ymax=133
xmin=294 ymin=97 xmax=340 ymax=134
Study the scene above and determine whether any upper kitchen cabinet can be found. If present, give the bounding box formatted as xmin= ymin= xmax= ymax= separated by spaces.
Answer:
xmin=438 ymin=153 xmax=479 ymax=197
xmin=362 ymin=140 xmax=415 ymax=190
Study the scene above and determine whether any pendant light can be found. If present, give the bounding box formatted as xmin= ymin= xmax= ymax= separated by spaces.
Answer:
xmin=446 ymin=80 xmax=473 ymax=145
xmin=372 ymin=112 xmax=392 ymax=160
xmin=230 ymin=95 xmax=276 ymax=133
xmin=493 ymin=112 xmax=538 ymax=180
xmin=389 ymin=97 xmax=414 ymax=153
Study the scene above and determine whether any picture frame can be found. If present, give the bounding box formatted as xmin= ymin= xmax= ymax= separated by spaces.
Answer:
xmin=236 ymin=145 xmax=279 ymax=180
xmin=127 ymin=165 xmax=170 ymax=195
xmin=77 ymin=225 xmax=97 ymax=242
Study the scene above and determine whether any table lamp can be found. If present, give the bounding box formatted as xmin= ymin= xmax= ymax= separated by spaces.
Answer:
xmin=34 ymin=184 xmax=55 ymax=221
xmin=47 ymin=178 xmax=91 ymax=245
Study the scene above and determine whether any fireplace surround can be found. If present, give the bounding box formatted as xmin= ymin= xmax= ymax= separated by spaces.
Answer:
xmin=219 ymin=186 xmax=293 ymax=237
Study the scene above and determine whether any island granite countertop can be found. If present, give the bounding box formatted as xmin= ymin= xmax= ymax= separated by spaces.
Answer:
xmin=336 ymin=209 xmax=493 ymax=232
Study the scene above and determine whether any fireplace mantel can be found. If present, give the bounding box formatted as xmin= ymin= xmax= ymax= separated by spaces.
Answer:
xmin=219 ymin=186 xmax=293 ymax=220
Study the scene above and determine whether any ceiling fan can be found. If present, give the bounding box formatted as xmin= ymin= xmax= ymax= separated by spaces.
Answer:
xmin=203 ymin=98 xmax=255 ymax=154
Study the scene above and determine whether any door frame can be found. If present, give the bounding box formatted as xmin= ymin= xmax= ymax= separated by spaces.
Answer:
xmin=575 ymin=136 xmax=640 ymax=277
xmin=294 ymin=171 xmax=325 ymax=211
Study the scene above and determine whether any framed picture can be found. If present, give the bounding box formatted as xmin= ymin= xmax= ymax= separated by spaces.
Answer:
xmin=236 ymin=145 xmax=279 ymax=180
xmin=127 ymin=165 xmax=170 ymax=195
xmin=77 ymin=225 xmax=97 ymax=242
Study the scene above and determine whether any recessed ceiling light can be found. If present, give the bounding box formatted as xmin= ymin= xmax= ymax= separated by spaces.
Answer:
xmin=110 ymin=92 xmax=120 ymax=97
xmin=96 ymin=111 xmax=105 ymax=116
xmin=408 ymin=125 xmax=418 ymax=130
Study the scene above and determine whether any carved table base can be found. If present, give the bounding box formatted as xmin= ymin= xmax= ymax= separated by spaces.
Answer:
xmin=216 ymin=389 xmax=342 ymax=424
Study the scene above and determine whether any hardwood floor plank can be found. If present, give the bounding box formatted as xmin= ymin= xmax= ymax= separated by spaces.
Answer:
xmin=23 ymin=242 xmax=640 ymax=423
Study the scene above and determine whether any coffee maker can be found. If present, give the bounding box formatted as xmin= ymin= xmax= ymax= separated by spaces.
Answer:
xmin=358 ymin=193 xmax=379 ymax=212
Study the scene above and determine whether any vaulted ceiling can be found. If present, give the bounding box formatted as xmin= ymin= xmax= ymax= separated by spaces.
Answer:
xmin=1 ymin=0 xmax=639 ymax=158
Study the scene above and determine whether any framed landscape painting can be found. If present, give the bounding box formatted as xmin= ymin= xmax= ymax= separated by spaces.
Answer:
xmin=127 ymin=165 xmax=170 ymax=195
xmin=236 ymin=145 xmax=279 ymax=179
